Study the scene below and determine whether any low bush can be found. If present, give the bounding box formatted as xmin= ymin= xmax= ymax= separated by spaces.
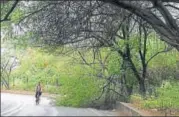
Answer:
xmin=143 ymin=81 xmax=179 ymax=110
xmin=56 ymin=75 xmax=100 ymax=107
xmin=131 ymin=81 xmax=179 ymax=111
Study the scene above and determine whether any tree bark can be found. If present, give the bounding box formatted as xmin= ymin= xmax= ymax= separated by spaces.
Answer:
xmin=56 ymin=78 xmax=59 ymax=86
xmin=139 ymin=79 xmax=146 ymax=96
xmin=105 ymin=0 xmax=179 ymax=51
xmin=13 ymin=77 xmax=15 ymax=86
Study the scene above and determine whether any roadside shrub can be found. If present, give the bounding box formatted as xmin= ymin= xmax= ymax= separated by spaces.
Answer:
xmin=142 ymin=81 xmax=179 ymax=110
xmin=56 ymin=75 xmax=100 ymax=107
xmin=44 ymin=85 xmax=60 ymax=94
xmin=130 ymin=94 xmax=143 ymax=108
xmin=130 ymin=80 xmax=179 ymax=112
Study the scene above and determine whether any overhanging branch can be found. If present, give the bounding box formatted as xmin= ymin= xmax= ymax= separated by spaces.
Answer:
xmin=1 ymin=0 xmax=19 ymax=22
xmin=146 ymin=47 xmax=173 ymax=65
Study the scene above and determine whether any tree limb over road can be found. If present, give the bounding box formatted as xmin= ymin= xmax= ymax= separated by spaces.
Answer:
xmin=1 ymin=0 xmax=179 ymax=51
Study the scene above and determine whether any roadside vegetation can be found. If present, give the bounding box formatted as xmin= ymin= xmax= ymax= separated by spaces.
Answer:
xmin=2 ymin=37 xmax=179 ymax=113
xmin=131 ymin=81 xmax=179 ymax=115
xmin=1 ymin=1 xmax=179 ymax=116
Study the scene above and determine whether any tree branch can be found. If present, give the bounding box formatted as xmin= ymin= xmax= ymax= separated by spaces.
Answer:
xmin=164 ymin=4 xmax=179 ymax=11
xmin=17 ymin=3 xmax=54 ymax=24
xmin=154 ymin=0 xmax=179 ymax=31
xmin=146 ymin=47 xmax=173 ymax=65
xmin=77 ymin=51 xmax=91 ymax=67
xmin=1 ymin=0 xmax=19 ymax=22
xmin=103 ymin=0 xmax=179 ymax=48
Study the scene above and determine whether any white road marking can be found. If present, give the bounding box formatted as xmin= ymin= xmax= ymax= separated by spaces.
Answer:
xmin=1 ymin=93 xmax=118 ymax=116
xmin=1 ymin=100 xmax=25 ymax=116
xmin=5 ymin=101 xmax=26 ymax=116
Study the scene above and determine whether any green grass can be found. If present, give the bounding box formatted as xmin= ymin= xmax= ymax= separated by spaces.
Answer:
xmin=143 ymin=81 xmax=179 ymax=110
xmin=131 ymin=81 xmax=179 ymax=110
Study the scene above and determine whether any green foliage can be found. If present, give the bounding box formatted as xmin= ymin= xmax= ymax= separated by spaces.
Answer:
xmin=149 ymin=50 xmax=178 ymax=68
xmin=108 ymin=51 xmax=121 ymax=75
xmin=131 ymin=81 xmax=179 ymax=110
xmin=1 ymin=1 xmax=15 ymax=19
xmin=130 ymin=94 xmax=143 ymax=105
xmin=10 ymin=7 xmax=25 ymax=23
xmin=56 ymin=75 xmax=100 ymax=107
xmin=11 ymin=48 xmax=65 ymax=91
xmin=3 ymin=31 xmax=179 ymax=109
xmin=1 ymin=0 xmax=179 ymax=109
xmin=10 ymin=48 xmax=101 ymax=107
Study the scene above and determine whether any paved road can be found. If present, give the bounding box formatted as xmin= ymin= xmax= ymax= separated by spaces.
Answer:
xmin=1 ymin=93 xmax=119 ymax=116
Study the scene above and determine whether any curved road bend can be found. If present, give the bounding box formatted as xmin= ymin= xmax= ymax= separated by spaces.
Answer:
xmin=1 ymin=93 xmax=120 ymax=116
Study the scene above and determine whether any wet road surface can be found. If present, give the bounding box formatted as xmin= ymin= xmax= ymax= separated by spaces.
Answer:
xmin=1 ymin=93 xmax=119 ymax=116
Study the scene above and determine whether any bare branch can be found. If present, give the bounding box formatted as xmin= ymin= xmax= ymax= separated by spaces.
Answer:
xmin=17 ymin=3 xmax=58 ymax=24
xmin=1 ymin=0 xmax=19 ymax=22
xmin=77 ymin=51 xmax=91 ymax=67
xmin=146 ymin=47 xmax=173 ymax=65
xmin=164 ymin=4 xmax=179 ymax=11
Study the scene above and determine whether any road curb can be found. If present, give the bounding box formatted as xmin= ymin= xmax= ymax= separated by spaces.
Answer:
xmin=116 ymin=101 xmax=142 ymax=116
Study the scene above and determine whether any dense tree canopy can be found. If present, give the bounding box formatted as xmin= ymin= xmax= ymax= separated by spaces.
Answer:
xmin=1 ymin=0 xmax=179 ymax=51
xmin=1 ymin=1 xmax=179 ymax=114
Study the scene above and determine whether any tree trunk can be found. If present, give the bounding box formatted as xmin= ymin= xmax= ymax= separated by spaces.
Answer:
xmin=126 ymin=85 xmax=133 ymax=96
xmin=56 ymin=78 xmax=59 ymax=86
xmin=139 ymin=79 xmax=146 ymax=96
xmin=122 ymin=70 xmax=133 ymax=97
xmin=13 ymin=77 xmax=15 ymax=86
xmin=105 ymin=85 xmax=110 ymax=104
xmin=7 ymin=77 xmax=10 ymax=89
xmin=176 ymin=46 xmax=179 ymax=52
xmin=27 ymin=77 xmax=28 ymax=84
xmin=1 ymin=78 xmax=9 ymax=89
